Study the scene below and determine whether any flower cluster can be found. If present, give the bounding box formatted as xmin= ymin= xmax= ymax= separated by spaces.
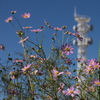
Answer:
xmin=84 ymin=59 xmax=100 ymax=74
xmin=0 ymin=11 xmax=100 ymax=100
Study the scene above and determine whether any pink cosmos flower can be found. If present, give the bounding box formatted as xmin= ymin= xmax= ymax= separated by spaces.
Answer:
xmin=30 ymin=29 xmax=42 ymax=33
xmin=84 ymin=65 xmax=93 ymax=74
xmin=62 ymin=86 xmax=80 ymax=97
xmin=28 ymin=55 xmax=37 ymax=59
xmin=5 ymin=16 xmax=13 ymax=23
xmin=93 ymin=63 xmax=100 ymax=70
xmin=23 ymin=26 xmax=32 ymax=29
xmin=53 ymin=27 xmax=62 ymax=31
xmin=93 ymin=79 xmax=100 ymax=86
xmin=51 ymin=68 xmax=64 ymax=80
xmin=21 ymin=64 xmax=32 ymax=72
xmin=18 ymin=36 xmax=29 ymax=43
xmin=65 ymin=58 xmax=72 ymax=65
xmin=13 ymin=59 xmax=23 ymax=63
xmin=64 ymin=71 xmax=71 ymax=76
xmin=73 ymin=33 xmax=83 ymax=41
xmin=88 ymin=86 xmax=95 ymax=92
xmin=21 ymin=13 xmax=31 ymax=18
xmin=61 ymin=43 xmax=74 ymax=55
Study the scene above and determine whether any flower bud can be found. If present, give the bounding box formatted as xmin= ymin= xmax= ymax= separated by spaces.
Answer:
xmin=52 ymin=38 xmax=55 ymax=41
xmin=53 ymin=33 xmax=57 ymax=36
xmin=62 ymin=26 xmax=67 ymax=29
xmin=16 ymin=30 xmax=24 ymax=37
xmin=11 ymin=11 xmax=16 ymax=14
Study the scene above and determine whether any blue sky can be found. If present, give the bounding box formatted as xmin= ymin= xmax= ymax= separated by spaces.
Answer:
xmin=0 ymin=0 xmax=100 ymax=61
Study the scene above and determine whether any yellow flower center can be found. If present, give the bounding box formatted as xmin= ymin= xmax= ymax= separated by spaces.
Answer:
xmin=69 ymin=91 xmax=73 ymax=93
xmin=65 ymin=47 xmax=70 ymax=51
xmin=46 ymin=22 xmax=49 ymax=25
xmin=25 ymin=26 xmax=29 ymax=29
xmin=24 ymin=67 xmax=29 ymax=71
xmin=66 ymin=72 xmax=69 ymax=75
xmin=94 ymin=65 xmax=98 ymax=68
xmin=95 ymin=82 xmax=100 ymax=85
xmin=55 ymin=72 xmax=59 ymax=74
xmin=24 ymin=15 xmax=28 ymax=18
xmin=76 ymin=83 xmax=79 ymax=86
xmin=87 ymin=69 xmax=91 ymax=72
xmin=55 ymin=28 xmax=58 ymax=31
xmin=88 ymin=66 xmax=92 ymax=68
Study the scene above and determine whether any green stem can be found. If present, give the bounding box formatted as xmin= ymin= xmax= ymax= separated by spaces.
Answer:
xmin=79 ymin=76 xmax=98 ymax=99
xmin=10 ymin=22 xmax=18 ymax=31
xmin=36 ymin=33 xmax=39 ymax=45
xmin=13 ymin=14 xmax=23 ymax=31
xmin=62 ymin=30 xmax=65 ymax=45
xmin=27 ymin=39 xmax=46 ymax=58
xmin=40 ymin=25 xmax=46 ymax=46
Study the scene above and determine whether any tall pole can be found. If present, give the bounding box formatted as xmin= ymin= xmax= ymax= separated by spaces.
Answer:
xmin=73 ymin=8 xmax=93 ymax=99
xmin=73 ymin=8 xmax=93 ymax=74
